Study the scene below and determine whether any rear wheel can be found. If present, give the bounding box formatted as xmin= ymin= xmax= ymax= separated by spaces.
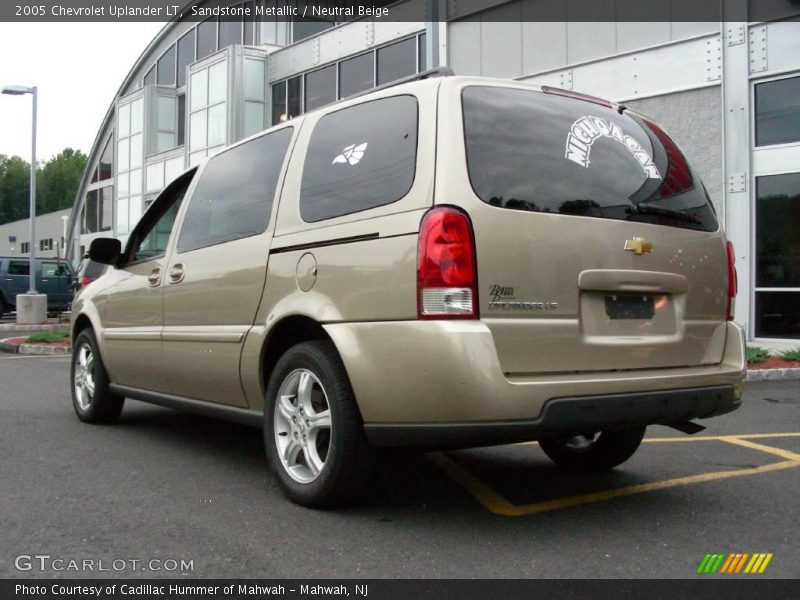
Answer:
xmin=71 ymin=329 xmax=124 ymax=423
xmin=539 ymin=426 xmax=646 ymax=471
xmin=264 ymin=340 xmax=375 ymax=507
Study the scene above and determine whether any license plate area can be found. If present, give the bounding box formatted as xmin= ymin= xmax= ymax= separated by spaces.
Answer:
xmin=605 ymin=293 xmax=655 ymax=320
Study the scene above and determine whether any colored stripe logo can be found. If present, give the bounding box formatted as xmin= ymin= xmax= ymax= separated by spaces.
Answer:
xmin=697 ymin=553 xmax=773 ymax=574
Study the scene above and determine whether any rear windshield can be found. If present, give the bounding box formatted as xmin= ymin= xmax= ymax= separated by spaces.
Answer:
xmin=462 ymin=86 xmax=718 ymax=232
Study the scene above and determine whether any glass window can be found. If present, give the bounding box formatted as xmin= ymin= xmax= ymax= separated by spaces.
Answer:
xmin=292 ymin=16 xmax=334 ymax=42
xmin=287 ymin=76 xmax=302 ymax=119
xmin=130 ymin=98 xmax=144 ymax=133
xmin=42 ymin=262 xmax=60 ymax=276
xmin=130 ymin=169 xmax=143 ymax=196
xmin=197 ymin=19 xmax=217 ymax=59
xmin=208 ymin=61 xmax=227 ymax=105
xmin=117 ymin=139 xmax=129 ymax=172
xmin=208 ymin=103 xmax=227 ymax=146
xmin=219 ymin=18 xmax=242 ymax=48
xmin=129 ymin=134 xmax=143 ymax=169
xmin=101 ymin=186 xmax=113 ymax=231
xmin=244 ymin=58 xmax=265 ymax=100
xmin=418 ymin=33 xmax=427 ymax=71
xmin=756 ymin=173 xmax=800 ymax=288
xmin=177 ymin=94 xmax=186 ymax=146
xmin=461 ymin=86 xmax=719 ymax=232
xmin=190 ymin=111 xmax=207 ymax=152
xmin=271 ymin=81 xmax=286 ymax=125
xmin=165 ymin=156 xmax=185 ymax=182
xmin=8 ymin=261 xmax=29 ymax=275
xmin=244 ymin=2 xmax=256 ymax=45
xmin=127 ymin=172 xmax=194 ymax=263
xmin=300 ymin=96 xmax=418 ymax=222
xmin=99 ymin=137 xmax=113 ymax=181
xmin=176 ymin=29 xmax=195 ymax=88
xmin=755 ymin=76 xmax=800 ymax=147
xmin=157 ymin=95 xmax=176 ymax=131
xmin=146 ymin=162 xmax=165 ymax=192
xmin=86 ymin=189 xmax=99 ymax=234
xmin=118 ymin=103 xmax=130 ymax=138
xmin=144 ymin=66 xmax=156 ymax=86
xmin=190 ymin=69 xmax=208 ymax=111
xmin=177 ymin=127 xmax=293 ymax=253
xmin=157 ymin=44 xmax=176 ymax=86
xmin=245 ymin=101 xmax=264 ymax=137
xmin=756 ymin=292 xmax=800 ymax=339
xmin=377 ymin=38 xmax=416 ymax=86
xmin=305 ymin=65 xmax=336 ymax=111
xmin=339 ymin=53 xmax=374 ymax=99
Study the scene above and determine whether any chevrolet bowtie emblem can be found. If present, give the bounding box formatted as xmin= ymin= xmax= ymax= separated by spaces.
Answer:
xmin=624 ymin=237 xmax=653 ymax=255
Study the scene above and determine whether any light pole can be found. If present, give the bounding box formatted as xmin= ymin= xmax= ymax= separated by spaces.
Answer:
xmin=3 ymin=83 xmax=46 ymax=324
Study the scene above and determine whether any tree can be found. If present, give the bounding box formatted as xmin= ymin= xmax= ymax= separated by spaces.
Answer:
xmin=36 ymin=148 xmax=87 ymax=215
xmin=0 ymin=155 xmax=31 ymax=224
xmin=0 ymin=148 xmax=87 ymax=225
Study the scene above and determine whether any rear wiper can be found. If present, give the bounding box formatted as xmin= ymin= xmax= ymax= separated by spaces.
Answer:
xmin=625 ymin=204 xmax=700 ymax=224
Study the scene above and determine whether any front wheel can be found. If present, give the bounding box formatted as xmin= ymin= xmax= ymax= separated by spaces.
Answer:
xmin=264 ymin=340 xmax=375 ymax=507
xmin=539 ymin=426 xmax=646 ymax=472
xmin=71 ymin=329 xmax=124 ymax=423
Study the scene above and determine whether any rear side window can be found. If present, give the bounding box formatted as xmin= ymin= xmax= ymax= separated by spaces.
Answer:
xmin=300 ymin=95 xmax=418 ymax=223
xmin=8 ymin=261 xmax=29 ymax=276
xmin=177 ymin=127 xmax=293 ymax=253
xmin=462 ymin=86 xmax=718 ymax=232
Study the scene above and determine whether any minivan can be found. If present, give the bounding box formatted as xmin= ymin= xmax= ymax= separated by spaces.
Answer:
xmin=0 ymin=256 xmax=75 ymax=317
xmin=70 ymin=72 xmax=746 ymax=507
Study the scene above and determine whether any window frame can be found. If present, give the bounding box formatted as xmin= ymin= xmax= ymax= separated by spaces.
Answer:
xmin=120 ymin=167 xmax=197 ymax=267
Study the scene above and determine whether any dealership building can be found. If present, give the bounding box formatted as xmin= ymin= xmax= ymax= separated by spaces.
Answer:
xmin=67 ymin=0 xmax=800 ymax=344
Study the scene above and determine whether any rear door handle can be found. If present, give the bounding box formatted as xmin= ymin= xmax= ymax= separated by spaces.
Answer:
xmin=147 ymin=268 xmax=162 ymax=287
xmin=168 ymin=264 xmax=185 ymax=284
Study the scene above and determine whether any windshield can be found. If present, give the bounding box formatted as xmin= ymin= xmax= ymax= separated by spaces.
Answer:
xmin=461 ymin=86 xmax=718 ymax=232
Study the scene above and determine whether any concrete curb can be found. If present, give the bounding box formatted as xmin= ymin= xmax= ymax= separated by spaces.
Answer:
xmin=747 ymin=368 xmax=800 ymax=382
xmin=0 ymin=323 xmax=68 ymax=332
xmin=0 ymin=337 xmax=70 ymax=356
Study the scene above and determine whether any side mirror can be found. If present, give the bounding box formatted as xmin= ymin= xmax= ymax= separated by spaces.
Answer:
xmin=88 ymin=237 xmax=121 ymax=266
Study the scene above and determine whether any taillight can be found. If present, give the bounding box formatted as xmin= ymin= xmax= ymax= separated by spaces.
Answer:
xmin=417 ymin=206 xmax=478 ymax=319
xmin=726 ymin=240 xmax=737 ymax=321
xmin=79 ymin=276 xmax=91 ymax=288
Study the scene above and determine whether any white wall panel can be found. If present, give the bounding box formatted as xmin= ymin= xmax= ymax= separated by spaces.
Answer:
xmin=448 ymin=16 xmax=482 ymax=76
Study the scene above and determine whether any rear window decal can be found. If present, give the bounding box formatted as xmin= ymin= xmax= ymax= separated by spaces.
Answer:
xmin=565 ymin=116 xmax=661 ymax=179
xmin=332 ymin=142 xmax=368 ymax=166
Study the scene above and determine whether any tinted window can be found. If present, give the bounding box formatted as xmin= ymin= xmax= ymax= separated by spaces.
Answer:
xmin=143 ymin=66 xmax=156 ymax=87
xmin=219 ymin=18 xmax=242 ymax=48
xmin=176 ymin=30 xmax=195 ymax=88
xmin=755 ymin=76 xmax=800 ymax=147
xmin=271 ymin=80 xmax=286 ymax=125
xmin=293 ymin=17 xmax=334 ymax=43
xmin=197 ymin=19 xmax=217 ymax=59
xmin=134 ymin=201 xmax=183 ymax=262
xmin=756 ymin=172 xmax=800 ymax=288
xmin=462 ymin=86 xmax=718 ymax=232
xmin=287 ymin=76 xmax=302 ymax=119
xmin=98 ymin=138 xmax=113 ymax=180
xmin=339 ymin=53 xmax=374 ymax=99
xmin=157 ymin=44 xmax=176 ymax=86
xmin=177 ymin=127 xmax=293 ymax=253
xmin=42 ymin=262 xmax=70 ymax=277
xmin=305 ymin=65 xmax=336 ymax=111
xmin=8 ymin=261 xmax=29 ymax=276
xmin=300 ymin=96 xmax=418 ymax=223
xmin=377 ymin=38 xmax=416 ymax=85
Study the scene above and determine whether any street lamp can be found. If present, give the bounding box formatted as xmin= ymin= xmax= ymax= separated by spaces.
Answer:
xmin=3 ymin=83 xmax=46 ymax=324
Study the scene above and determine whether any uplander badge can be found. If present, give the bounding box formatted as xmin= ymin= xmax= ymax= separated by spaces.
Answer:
xmin=488 ymin=284 xmax=558 ymax=311
xmin=332 ymin=142 xmax=368 ymax=166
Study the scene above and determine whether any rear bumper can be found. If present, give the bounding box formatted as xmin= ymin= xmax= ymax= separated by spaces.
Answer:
xmin=364 ymin=385 xmax=738 ymax=448
xmin=323 ymin=320 xmax=746 ymax=448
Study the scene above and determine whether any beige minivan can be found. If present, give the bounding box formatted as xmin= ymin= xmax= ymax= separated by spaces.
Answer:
xmin=71 ymin=72 xmax=746 ymax=506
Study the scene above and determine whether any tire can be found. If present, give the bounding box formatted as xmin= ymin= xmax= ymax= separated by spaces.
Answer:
xmin=539 ymin=426 xmax=646 ymax=472
xmin=0 ymin=296 xmax=7 ymax=318
xmin=71 ymin=329 xmax=124 ymax=424
xmin=264 ymin=340 xmax=375 ymax=507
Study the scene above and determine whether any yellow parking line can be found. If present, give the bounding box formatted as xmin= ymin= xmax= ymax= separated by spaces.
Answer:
xmin=433 ymin=432 xmax=800 ymax=517
xmin=644 ymin=432 xmax=800 ymax=443
xmin=721 ymin=436 xmax=800 ymax=462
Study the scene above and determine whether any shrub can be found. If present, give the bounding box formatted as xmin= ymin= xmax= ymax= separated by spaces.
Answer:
xmin=25 ymin=329 xmax=70 ymax=344
xmin=746 ymin=346 xmax=770 ymax=364
xmin=780 ymin=348 xmax=800 ymax=361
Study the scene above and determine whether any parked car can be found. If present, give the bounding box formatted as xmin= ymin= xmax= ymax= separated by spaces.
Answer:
xmin=70 ymin=72 xmax=746 ymax=507
xmin=0 ymin=256 xmax=75 ymax=317
xmin=74 ymin=255 xmax=108 ymax=292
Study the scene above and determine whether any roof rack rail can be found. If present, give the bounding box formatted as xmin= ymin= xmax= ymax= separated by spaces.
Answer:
xmin=340 ymin=66 xmax=455 ymax=102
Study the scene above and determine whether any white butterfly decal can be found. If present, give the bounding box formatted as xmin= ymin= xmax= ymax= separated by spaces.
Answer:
xmin=332 ymin=142 xmax=368 ymax=166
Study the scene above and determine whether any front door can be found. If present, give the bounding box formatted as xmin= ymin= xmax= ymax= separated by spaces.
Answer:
xmin=94 ymin=170 xmax=195 ymax=392
xmin=39 ymin=260 xmax=73 ymax=310
xmin=3 ymin=260 xmax=31 ymax=305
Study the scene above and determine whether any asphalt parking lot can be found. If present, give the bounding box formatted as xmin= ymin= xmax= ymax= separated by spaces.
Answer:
xmin=1 ymin=352 xmax=798 ymax=579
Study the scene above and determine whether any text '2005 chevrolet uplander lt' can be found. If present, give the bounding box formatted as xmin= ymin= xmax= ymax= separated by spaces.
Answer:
xmin=70 ymin=72 xmax=746 ymax=507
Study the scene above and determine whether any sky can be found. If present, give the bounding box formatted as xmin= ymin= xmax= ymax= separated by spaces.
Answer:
xmin=0 ymin=22 xmax=164 ymax=163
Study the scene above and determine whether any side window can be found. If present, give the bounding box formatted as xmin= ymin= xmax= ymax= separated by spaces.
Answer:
xmin=8 ymin=261 xmax=29 ymax=276
xmin=300 ymin=95 xmax=418 ymax=223
xmin=124 ymin=170 xmax=195 ymax=264
xmin=177 ymin=127 xmax=293 ymax=253
xmin=41 ymin=263 xmax=59 ymax=277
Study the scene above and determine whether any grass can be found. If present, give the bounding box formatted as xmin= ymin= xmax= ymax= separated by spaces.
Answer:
xmin=25 ymin=329 xmax=70 ymax=345
xmin=780 ymin=348 xmax=800 ymax=361
xmin=746 ymin=346 xmax=771 ymax=364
